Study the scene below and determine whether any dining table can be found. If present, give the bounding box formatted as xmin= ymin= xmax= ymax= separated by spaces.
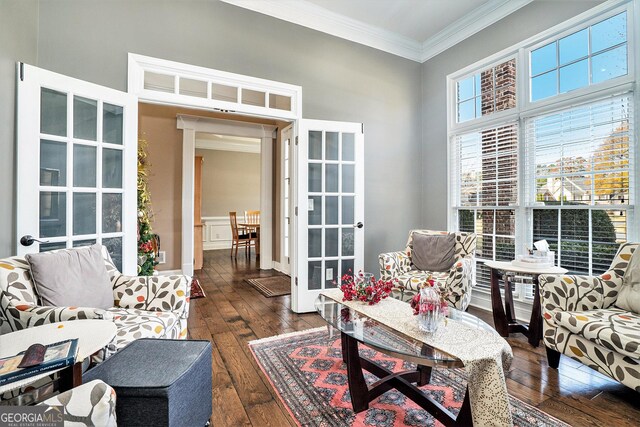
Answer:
xmin=239 ymin=222 xmax=260 ymax=256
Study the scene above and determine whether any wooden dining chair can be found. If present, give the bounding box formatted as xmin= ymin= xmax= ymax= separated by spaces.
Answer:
xmin=244 ymin=210 xmax=260 ymax=244
xmin=229 ymin=211 xmax=251 ymax=258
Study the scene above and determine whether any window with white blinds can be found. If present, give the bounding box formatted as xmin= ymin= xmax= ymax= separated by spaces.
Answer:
xmin=525 ymin=94 xmax=633 ymax=275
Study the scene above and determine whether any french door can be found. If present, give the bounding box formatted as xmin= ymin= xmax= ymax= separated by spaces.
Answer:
xmin=291 ymin=120 xmax=364 ymax=313
xmin=16 ymin=64 xmax=137 ymax=274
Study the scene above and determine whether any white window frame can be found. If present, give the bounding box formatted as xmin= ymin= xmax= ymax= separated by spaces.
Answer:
xmin=446 ymin=0 xmax=639 ymax=316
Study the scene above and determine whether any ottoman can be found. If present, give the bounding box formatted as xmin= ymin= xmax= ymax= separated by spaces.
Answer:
xmin=84 ymin=338 xmax=212 ymax=427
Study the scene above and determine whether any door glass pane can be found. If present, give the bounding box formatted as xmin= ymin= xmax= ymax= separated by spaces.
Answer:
xmin=342 ymin=196 xmax=354 ymax=224
xmin=341 ymin=259 xmax=354 ymax=278
xmin=40 ymin=192 xmax=66 ymax=237
xmin=325 ymin=260 xmax=338 ymax=288
xmin=73 ymin=193 xmax=96 ymax=235
xmin=342 ymin=133 xmax=354 ymax=161
xmin=326 ymin=132 xmax=339 ymax=160
xmin=308 ymin=260 xmax=322 ymax=290
xmin=241 ymin=89 xmax=265 ymax=107
xmin=559 ymin=60 xmax=588 ymax=93
xmin=342 ymin=228 xmax=354 ymax=256
xmin=73 ymin=239 xmax=96 ymax=247
xmin=103 ymin=193 xmax=122 ymax=233
xmin=179 ymin=78 xmax=207 ymax=98
xmin=103 ymin=148 xmax=123 ymax=188
xmin=103 ymin=237 xmax=122 ymax=271
xmin=325 ymin=196 xmax=338 ymax=224
xmin=41 ymin=88 xmax=67 ymax=136
xmin=73 ymin=145 xmax=97 ymax=187
xmin=309 ymin=229 xmax=321 ymax=258
xmin=309 ymin=131 xmax=322 ymax=160
xmin=40 ymin=140 xmax=67 ymax=186
xmin=325 ymin=164 xmax=338 ymax=193
xmin=325 ymin=228 xmax=338 ymax=257
xmin=211 ymin=83 xmax=237 ymax=102
xmin=308 ymin=196 xmax=322 ymax=225
xmin=308 ymin=163 xmax=322 ymax=192
xmin=40 ymin=242 xmax=67 ymax=252
xmin=73 ymin=96 xmax=97 ymax=141
xmin=342 ymin=164 xmax=355 ymax=193
xmin=103 ymin=103 xmax=123 ymax=145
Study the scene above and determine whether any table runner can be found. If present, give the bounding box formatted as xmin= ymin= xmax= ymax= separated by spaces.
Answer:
xmin=321 ymin=289 xmax=514 ymax=427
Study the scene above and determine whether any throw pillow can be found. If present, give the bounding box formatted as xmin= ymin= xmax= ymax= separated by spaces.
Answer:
xmin=26 ymin=244 xmax=114 ymax=309
xmin=616 ymin=248 xmax=640 ymax=313
xmin=411 ymin=233 xmax=456 ymax=272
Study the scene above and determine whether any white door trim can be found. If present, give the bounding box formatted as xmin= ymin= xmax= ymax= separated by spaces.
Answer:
xmin=177 ymin=115 xmax=277 ymax=276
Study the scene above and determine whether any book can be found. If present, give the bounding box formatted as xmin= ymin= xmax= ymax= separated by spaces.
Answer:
xmin=0 ymin=339 xmax=78 ymax=386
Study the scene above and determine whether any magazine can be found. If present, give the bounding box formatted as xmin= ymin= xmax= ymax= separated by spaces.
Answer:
xmin=0 ymin=339 xmax=78 ymax=385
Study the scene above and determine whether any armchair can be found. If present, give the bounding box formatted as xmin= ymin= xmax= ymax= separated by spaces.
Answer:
xmin=379 ymin=230 xmax=476 ymax=310
xmin=0 ymin=246 xmax=190 ymax=357
xmin=39 ymin=380 xmax=117 ymax=427
xmin=538 ymin=242 xmax=640 ymax=391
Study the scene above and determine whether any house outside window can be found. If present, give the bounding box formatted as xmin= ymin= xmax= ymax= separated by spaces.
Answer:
xmin=448 ymin=2 xmax=637 ymax=304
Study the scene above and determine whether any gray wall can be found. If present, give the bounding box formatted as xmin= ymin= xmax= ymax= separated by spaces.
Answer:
xmin=2 ymin=0 xmax=423 ymax=272
xmin=0 ymin=0 xmax=38 ymax=257
xmin=420 ymin=0 xmax=603 ymax=230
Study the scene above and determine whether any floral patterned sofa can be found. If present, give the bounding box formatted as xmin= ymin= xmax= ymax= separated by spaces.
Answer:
xmin=538 ymin=242 xmax=640 ymax=392
xmin=379 ymin=230 xmax=476 ymax=310
xmin=0 ymin=246 xmax=190 ymax=358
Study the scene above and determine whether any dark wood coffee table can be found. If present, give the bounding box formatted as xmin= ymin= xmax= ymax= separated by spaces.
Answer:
xmin=315 ymin=295 xmax=497 ymax=426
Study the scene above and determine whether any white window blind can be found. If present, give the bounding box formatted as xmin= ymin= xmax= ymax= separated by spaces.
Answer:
xmin=525 ymin=93 xmax=633 ymax=275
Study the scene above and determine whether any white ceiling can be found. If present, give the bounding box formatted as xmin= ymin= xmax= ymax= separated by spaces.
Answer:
xmin=220 ymin=0 xmax=535 ymax=62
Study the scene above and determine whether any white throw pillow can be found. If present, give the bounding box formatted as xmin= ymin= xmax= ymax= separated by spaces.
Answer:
xmin=616 ymin=248 xmax=640 ymax=313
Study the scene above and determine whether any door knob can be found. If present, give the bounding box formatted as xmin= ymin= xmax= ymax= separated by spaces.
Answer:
xmin=20 ymin=235 xmax=49 ymax=247
xmin=354 ymin=222 xmax=364 ymax=229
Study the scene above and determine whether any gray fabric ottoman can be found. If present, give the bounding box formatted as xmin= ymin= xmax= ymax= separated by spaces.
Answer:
xmin=84 ymin=338 xmax=212 ymax=427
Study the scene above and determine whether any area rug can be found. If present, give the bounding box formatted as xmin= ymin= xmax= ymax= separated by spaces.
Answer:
xmin=245 ymin=275 xmax=291 ymax=297
xmin=249 ymin=327 xmax=570 ymax=427
xmin=190 ymin=277 xmax=206 ymax=299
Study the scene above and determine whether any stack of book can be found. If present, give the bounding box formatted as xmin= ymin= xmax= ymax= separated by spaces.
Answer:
xmin=0 ymin=339 xmax=78 ymax=386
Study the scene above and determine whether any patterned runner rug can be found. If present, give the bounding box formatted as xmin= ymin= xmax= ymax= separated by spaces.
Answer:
xmin=249 ymin=327 xmax=570 ymax=427
xmin=245 ymin=275 xmax=291 ymax=297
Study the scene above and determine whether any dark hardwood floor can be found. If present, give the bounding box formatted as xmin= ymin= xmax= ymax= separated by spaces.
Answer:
xmin=189 ymin=249 xmax=640 ymax=426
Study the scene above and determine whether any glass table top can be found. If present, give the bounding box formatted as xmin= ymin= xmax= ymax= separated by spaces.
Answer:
xmin=315 ymin=294 xmax=495 ymax=367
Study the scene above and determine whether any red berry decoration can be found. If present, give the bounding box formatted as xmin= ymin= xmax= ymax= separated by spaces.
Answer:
xmin=339 ymin=270 xmax=396 ymax=305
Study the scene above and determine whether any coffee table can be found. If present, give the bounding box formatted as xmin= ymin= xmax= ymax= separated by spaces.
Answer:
xmin=315 ymin=294 xmax=497 ymax=426
xmin=0 ymin=320 xmax=117 ymax=397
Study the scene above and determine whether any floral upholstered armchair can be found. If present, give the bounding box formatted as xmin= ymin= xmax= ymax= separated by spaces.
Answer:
xmin=379 ymin=230 xmax=477 ymax=310
xmin=538 ymin=242 xmax=640 ymax=391
xmin=0 ymin=246 xmax=190 ymax=357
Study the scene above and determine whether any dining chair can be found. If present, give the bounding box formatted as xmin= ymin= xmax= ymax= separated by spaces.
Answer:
xmin=244 ymin=210 xmax=260 ymax=240
xmin=229 ymin=212 xmax=252 ymax=258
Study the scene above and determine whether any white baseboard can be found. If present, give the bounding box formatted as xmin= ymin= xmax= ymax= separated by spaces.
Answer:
xmin=203 ymin=240 xmax=232 ymax=250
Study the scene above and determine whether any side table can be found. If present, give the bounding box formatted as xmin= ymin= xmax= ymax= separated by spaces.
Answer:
xmin=484 ymin=260 xmax=567 ymax=347
xmin=0 ymin=320 xmax=117 ymax=397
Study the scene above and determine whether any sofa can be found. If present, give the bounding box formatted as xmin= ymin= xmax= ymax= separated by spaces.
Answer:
xmin=0 ymin=246 xmax=190 ymax=357
xmin=379 ymin=230 xmax=476 ymax=310
xmin=538 ymin=242 xmax=640 ymax=391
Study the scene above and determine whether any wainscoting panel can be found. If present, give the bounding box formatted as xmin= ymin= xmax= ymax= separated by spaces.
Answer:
xmin=202 ymin=216 xmax=233 ymax=250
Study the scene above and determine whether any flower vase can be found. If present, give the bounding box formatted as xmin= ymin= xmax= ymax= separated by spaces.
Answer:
xmin=418 ymin=286 xmax=442 ymax=333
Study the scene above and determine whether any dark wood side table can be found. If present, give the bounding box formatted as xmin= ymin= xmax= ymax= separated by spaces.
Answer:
xmin=484 ymin=260 xmax=567 ymax=347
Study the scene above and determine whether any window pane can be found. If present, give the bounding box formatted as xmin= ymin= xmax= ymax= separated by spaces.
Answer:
xmin=325 ymin=228 xmax=338 ymax=257
xmin=531 ymin=42 xmax=557 ymax=76
xmin=325 ymin=260 xmax=338 ymax=288
xmin=103 ymin=148 xmax=123 ymax=188
xmin=308 ymin=261 xmax=322 ymax=290
xmin=179 ymin=78 xmax=207 ymax=98
xmin=41 ymin=88 xmax=67 ymax=137
xmin=591 ymin=45 xmax=627 ymax=84
xmin=457 ymin=76 xmax=475 ymax=101
xmin=342 ymin=164 xmax=355 ymax=193
xmin=325 ymin=164 xmax=338 ymax=193
xmin=308 ymin=196 xmax=322 ymax=225
xmin=458 ymin=99 xmax=476 ymax=123
xmin=308 ymin=229 xmax=321 ymax=258
xmin=40 ymin=192 xmax=66 ymax=237
xmin=309 ymin=131 xmax=322 ymax=160
xmin=326 ymin=132 xmax=339 ymax=160
xmin=342 ymin=196 xmax=354 ymax=225
xmin=342 ymin=228 xmax=354 ymax=256
xmin=103 ymin=237 xmax=122 ymax=272
xmin=458 ymin=210 xmax=475 ymax=233
xmin=40 ymin=140 xmax=67 ymax=186
xmin=103 ymin=103 xmax=123 ymax=145
xmin=591 ymin=12 xmax=626 ymax=54
xmin=73 ymin=193 xmax=96 ymax=235
xmin=144 ymin=72 xmax=174 ymax=93
xmin=559 ymin=59 xmax=588 ymax=93
xmin=308 ymin=163 xmax=322 ymax=192
xmin=211 ymin=83 xmax=237 ymax=102
xmin=531 ymin=71 xmax=557 ymax=101
xmin=241 ymin=89 xmax=265 ymax=107
xmin=269 ymin=93 xmax=292 ymax=111
xmin=73 ymin=96 xmax=97 ymax=141
xmin=73 ymin=144 xmax=97 ymax=187
xmin=103 ymin=193 xmax=122 ymax=233
xmin=559 ymin=29 xmax=588 ymax=65
xmin=342 ymin=133 xmax=355 ymax=161
xmin=325 ymin=196 xmax=338 ymax=225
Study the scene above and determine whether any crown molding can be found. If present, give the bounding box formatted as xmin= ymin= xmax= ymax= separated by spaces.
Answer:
xmin=420 ymin=0 xmax=535 ymax=62
xmin=219 ymin=0 xmax=423 ymax=62
xmin=220 ymin=0 xmax=535 ymax=64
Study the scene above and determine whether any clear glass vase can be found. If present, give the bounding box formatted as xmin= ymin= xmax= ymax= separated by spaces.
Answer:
xmin=418 ymin=286 xmax=442 ymax=333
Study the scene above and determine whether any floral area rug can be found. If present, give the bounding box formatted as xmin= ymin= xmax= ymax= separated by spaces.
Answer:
xmin=190 ymin=277 xmax=206 ymax=299
xmin=249 ymin=327 xmax=570 ymax=427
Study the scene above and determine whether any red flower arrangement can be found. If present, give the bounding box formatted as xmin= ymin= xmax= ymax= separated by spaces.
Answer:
xmin=410 ymin=277 xmax=449 ymax=316
xmin=339 ymin=270 xmax=396 ymax=305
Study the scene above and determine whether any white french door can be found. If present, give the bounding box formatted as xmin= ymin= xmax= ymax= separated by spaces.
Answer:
xmin=291 ymin=119 xmax=364 ymax=313
xmin=280 ymin=125 xmax=293 ymax=275
xmin=16 ymin=64 xmax=138 ymax=275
